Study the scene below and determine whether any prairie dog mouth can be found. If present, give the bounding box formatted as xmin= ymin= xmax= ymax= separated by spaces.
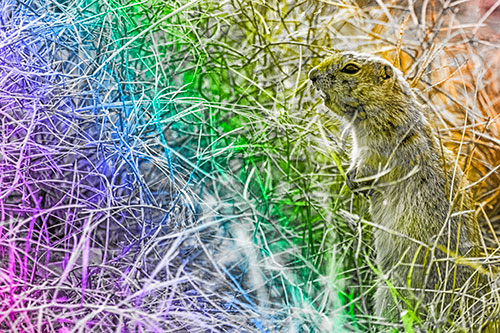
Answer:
xmin=313 ymin=85 xmax=330 ymax=102
xmin=310 ymin=77 xmax=331 ymax=103
xmin=320 ymin=90 xmax=330 ymax=102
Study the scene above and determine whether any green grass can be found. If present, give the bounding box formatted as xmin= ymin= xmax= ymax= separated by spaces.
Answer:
xmin=186 ymin=1 xmax=500 ymax=331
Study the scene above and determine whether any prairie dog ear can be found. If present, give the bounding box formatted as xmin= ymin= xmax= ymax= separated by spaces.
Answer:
xmin=380 ymin=63 xmax=393 ymax=80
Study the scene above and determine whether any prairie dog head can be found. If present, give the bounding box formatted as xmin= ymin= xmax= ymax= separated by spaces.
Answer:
xmin=309 ymin=51 xmax=414 ymax=123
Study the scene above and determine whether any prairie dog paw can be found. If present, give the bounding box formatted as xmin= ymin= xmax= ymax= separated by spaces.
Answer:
xmin=346 ymin=168 xmax=357 ymax=192
xmin=346 ymin=167 xmax=374 ymax=197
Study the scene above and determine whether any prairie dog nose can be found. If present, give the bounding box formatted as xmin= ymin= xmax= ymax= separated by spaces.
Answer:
xmin=308 ymin=68 xmax=319 ymax=82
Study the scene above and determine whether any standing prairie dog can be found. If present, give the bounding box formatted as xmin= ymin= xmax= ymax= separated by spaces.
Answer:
xmin=309 ymin=51 xmax=497 ymax=330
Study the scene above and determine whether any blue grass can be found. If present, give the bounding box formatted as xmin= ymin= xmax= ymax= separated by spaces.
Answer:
xmin=0 ymin=0 xmax=354 ymax=331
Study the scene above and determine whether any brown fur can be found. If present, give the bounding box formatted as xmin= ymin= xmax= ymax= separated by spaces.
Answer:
xmin=309 ymin=51 xmax=497 ymax=330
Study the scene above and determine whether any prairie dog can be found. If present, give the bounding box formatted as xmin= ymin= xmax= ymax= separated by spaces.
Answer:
xmin=309 ymin=51 xmax=496 ymax=329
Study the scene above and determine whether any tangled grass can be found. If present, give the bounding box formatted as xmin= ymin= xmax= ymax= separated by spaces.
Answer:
xmin=1 ymin=0 xmax=500 ymax=331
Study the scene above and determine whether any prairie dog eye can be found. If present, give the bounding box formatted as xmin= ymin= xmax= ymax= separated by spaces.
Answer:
xmin=340 ymin=63 xmax=360 ymax=74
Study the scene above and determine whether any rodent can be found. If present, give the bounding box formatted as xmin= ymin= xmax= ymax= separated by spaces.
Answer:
xmin=309 ymin=51 xmax=498 ymax=330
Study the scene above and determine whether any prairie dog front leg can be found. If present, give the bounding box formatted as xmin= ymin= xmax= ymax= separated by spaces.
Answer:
xmin=346 ymin=164 xmax=376 ymax=196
